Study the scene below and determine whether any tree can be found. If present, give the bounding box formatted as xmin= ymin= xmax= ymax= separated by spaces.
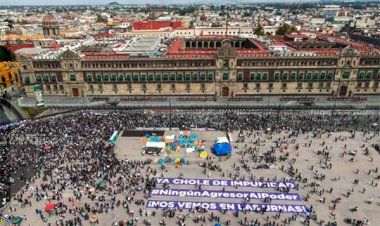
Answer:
xmin=0 ymin=46 xmax=16 ymax=61
xmin=253 ymin=25 xmax=265 ymax=36
xmin=4 ymin=19 xmax=13 ymax=29
xmin=276 ymin=23 xmax=296 ymax=35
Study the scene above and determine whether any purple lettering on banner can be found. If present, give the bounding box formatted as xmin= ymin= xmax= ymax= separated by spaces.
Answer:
xmin=145 ymin=200 xmax=309 ymax=214
xmin=149 ymin=189 xmax=301 ymax=201
xmin=155 ymin=177 xmax=297 ymax=189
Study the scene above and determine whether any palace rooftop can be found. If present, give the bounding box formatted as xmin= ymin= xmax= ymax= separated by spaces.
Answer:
xmin=16 ymin=32 xmax=380 ymax=60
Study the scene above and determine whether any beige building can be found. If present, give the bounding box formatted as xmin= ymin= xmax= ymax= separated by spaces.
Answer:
xmin=19 ymin=36 xmax=380 ymax=99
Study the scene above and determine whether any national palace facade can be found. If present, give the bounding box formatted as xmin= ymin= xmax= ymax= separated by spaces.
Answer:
xmin=19 ymin=35 xmax=380 ymax=99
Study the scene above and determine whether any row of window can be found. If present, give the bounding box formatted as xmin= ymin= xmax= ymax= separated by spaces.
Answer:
xmin=33 ymin=74 xmax=58 ymax=83
xmin=242 ymin=82 xmax=333 ymax=90
xmin=82 ymin=61 xmax=215 ymax=69
xmin=234 ymin=71 xmax=336 ymax=81
xmin=239 ymin=60 xmax=337 ymax=67
xmin=25 ymin=70 xmax=380 ymax=85
xmin=88 ymin=83 xmax=208 ymax=92
xmin=357 ymin=71 xmax=376 ymax=80
xmin=86 ymin=72 xmax=215 ymax=82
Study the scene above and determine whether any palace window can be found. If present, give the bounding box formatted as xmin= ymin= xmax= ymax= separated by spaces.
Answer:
xmin=250 ymin=72 xmax=255 ymax=81
xmin=313 ymin=72 xmax=319 ymax=80
xmin=103 ymin=74 xmax=109 ymax=81
xmin=24 ymin=77 xmax=30 ymax=84
xmin=291 ymin=72 xmax=297 ymax=80
xmin=283 ymin=72 xmax=289 ymax=80
xmin=163 ymin=73 xmax=169 ymax=81
xmin=36 ymin=74 xmax=42 ymax=82
xmin=274 ymin=72 xmax=280 ymax=80
xmin=148 ymin=73 xmax=155 ymax=81
xmin=308 ymin=82 xmax=313 ymax=89
xmin=365 ymin=82 xmax=370 ymax=88
xmin=367 ymin=71 xmax=373 ymax=79
xmin=320 ymin=72 xmax=326 ymax=80
xmin=192 ymin=72 xmax=198 ymax=80
xmin=328 ymin=72 xmax=334 ymax=79
xmin=222 ymin=72 xmax=229 ymax=80
xmin=111 ymin=74 xmax=117 ymax=81
xmin=96 ymin=74 xmax=102 ymax=81
xmin=170 ymin=73 xmax=176 ymax=81
xmin=70 ymin=74 xmax=76 ymax=81
xmin=133 ymin=74 xmax=139 ymax=81
xmin=87 ymin=74 xmax=93 ymax=81
xmin=263 ymin=72 xmax=268 ymax=80
xmin=125 ymin=74 xmax=131 ymax=81
xmin=237 ymin=72 xmax=243 ymax=81
xmin=256 ymin=73 xmax=262 ymax=80
xmin=177 ymin=73 xmax=183 ymax=81
xmin=156 ymin=73 xmax=162 ymax=81
xmin=208 ymin=72 xmax=214 ymax=81
xmin=306 ymin=72 xmax=312 ymax=80
xmin=43 ymin=74 xmax=49 ymax=82
xmin=299 ymin=72 xmax=304 ymax=80
xmin=118 ymin=73 xmax=124 ymax=81
xmin=185 ymin=73 xmax=191 ymax=81
xmin=343 ymin=71 xmax=350 ymax=79
xmin=141 ymin=73 xmax=146 ymax=81
xmin=200 ymin=73 xmax=206 ymax=81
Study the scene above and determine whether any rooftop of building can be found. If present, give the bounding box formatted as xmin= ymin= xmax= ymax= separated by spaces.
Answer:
xmin=42 ymin=13 xmax=58 ymax=23
xmin=29 ymin=32 xmax=380 ymax=61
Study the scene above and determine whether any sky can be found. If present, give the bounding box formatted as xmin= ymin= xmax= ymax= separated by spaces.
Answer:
xmin=0 ymin=0 xmax=320 ymax=6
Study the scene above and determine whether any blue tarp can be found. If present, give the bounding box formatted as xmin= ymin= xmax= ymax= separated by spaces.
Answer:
xmin=213 ymin=143 xmax=232 ymax=156
xmin=150 ymin=136 xmax=159 ymax=142
xmin=189 ymin=135 xmax=199 ymax=143
xmin=178 ymin=139 xmax=188 ymax=147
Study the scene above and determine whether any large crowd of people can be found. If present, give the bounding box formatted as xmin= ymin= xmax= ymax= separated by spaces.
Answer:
xmin=0 ymin=109 xmax=379 ymax=226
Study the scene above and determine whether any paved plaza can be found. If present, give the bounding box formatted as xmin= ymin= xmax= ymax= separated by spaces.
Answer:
xmin=2 ymin=128 xmax=379 ymax=226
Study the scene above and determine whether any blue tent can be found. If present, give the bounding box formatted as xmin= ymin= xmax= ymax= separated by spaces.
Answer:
xmin=150 ymin=136 xmax=159 ymax=142
xmin=178 ymin=139 xmax=188 ymax=147
xmin=144 ymin=134 xmax=151 ymax=138
xmin=213 ymin=143 xmax=232 ymax=156
xmin=189 ymin=135 xmax=199 ymax=143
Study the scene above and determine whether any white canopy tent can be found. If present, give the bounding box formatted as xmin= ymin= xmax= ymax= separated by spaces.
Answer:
xmin=145 ymin=142 xmax=166 ymax=155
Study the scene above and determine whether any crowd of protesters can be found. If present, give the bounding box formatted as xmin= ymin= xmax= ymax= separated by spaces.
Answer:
xmin=0 ymin=109 xmax=379 ymax=226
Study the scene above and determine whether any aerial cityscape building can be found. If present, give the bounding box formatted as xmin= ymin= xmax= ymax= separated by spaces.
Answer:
xmin=0 ymin=3 xmax=378 ymax=99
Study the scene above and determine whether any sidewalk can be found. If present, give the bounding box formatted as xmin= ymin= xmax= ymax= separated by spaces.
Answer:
xmin=16 ymin=95 xmax=380 ymax=109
